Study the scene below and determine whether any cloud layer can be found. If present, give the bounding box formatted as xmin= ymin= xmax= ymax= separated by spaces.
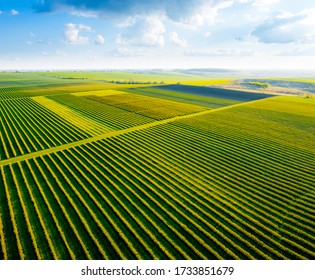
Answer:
xmin=116 ymin=16 xmax=165 ymax=47
xmin=33 ymin=0 xmax=236 ymax=26
xmin=252 ymin=9 xmax=315 ymax=44
xmin=169 ymin=32 xmax=188 ymax=47
xmin=64 ymin=23 xmax=92 ymax=45
xmin=184 ymin=48 xmax=255 ymax=57
xmin=95 ymin=34 xmax=105 ymax=45
xmin=1 ymin=0 xmax=315 ymax=70
xmin=10 ymin=9 xmax=19 ymax=16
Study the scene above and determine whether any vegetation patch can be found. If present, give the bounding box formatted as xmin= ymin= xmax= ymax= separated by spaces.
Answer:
xmin=1 ymin=73 xmax=314 ymax=260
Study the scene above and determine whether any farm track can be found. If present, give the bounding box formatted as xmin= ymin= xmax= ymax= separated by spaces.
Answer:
xmin=0 ymin=96 xmax=276 ymax=167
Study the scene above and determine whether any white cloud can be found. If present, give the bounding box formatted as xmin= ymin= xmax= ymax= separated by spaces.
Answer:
xmin=251 ymin=9 xmax=315 ymax=44
xmin=36 ymin=39 xmax=52 ymax=45
xmin=169 ymin=32 xmax=188 ymax=47
xmin=55 ymin=49 xmax=68 ymax=56
xmin=34 ymin=0 xmax=240 ymax=28
xmin=42 ymin=50 xmax=68 ymax=57
xmin=63 ymin=23 xmax=92 ymax=45
xmin=106 ymin=47 xmax=146 ymax=57
xmin=10 ymin=9 xmax=19 ymax=16
xmin=69 ymin=9 xmax=98 ymax=18
xmin=26 ymin=41 xmax=33 ymax=45
xmin=204 ymin=31 xmax=212 ymax=38
xmin=117 ymin=16 xmax=139 ymax=28
xmin=252 ymin=0 xmax=280 ymax=7
xmin=116 ymin=16 xmax=165 ymax=47
xmin=236 ymin=0 xmax=280 ymax=10
xmin=115 ymin=34 xmax=126 ymax=45
xmin=95 ymin=35 xmax=105 ymax=45
xmin=184 ymin=48 xmax=255 ymax=56
xmin=277 ymin=46 xmax=315 ymax=56
xmin=166 ymin=0 xmax=235 ymax=27
xmin=235 ymin=36 xmax=245 ymax=42
xmin=0 ymin=11 xmax=4 ymax=15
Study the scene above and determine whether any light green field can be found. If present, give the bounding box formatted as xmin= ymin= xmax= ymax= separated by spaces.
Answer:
xmin=39 ymin=71 xmax=235 ymax=85
xmin=0 ymin=72 xmax=314 ymax=260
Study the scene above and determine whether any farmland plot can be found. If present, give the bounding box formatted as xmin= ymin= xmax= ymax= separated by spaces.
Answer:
xmin=0 ymin=98 xmax=89 ymax=160
xmin=123 ymin=87 xmax=241 ymax=108
xmin=153 ymin=84 xmax=274 ymax=101
xmin=32 ymin=96 xmax=113 ymax=136
xmin=0 ymin=82 xmax=90 ymax=100
xmin=49 ymin=94 xmax=155 ymax=130
xmin=84 ymin=93 xmax=207 ymax=120
xmin=1 ymin=94 xmax=314 ymax=260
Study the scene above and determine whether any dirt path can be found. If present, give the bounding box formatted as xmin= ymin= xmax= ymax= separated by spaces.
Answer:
xmin=0 ymin=96 xmax=276 ymax=167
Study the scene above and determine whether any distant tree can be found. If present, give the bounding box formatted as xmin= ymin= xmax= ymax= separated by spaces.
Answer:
xmin=302 ymin=93 xmax=313 ymax=99
xmin=248 ymin=81 xmax=269 ymax=89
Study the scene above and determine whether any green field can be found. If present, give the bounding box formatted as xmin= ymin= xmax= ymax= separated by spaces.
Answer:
xmin=0 ymin=72 xmax=314 ymax=260
xmin=39 ymin=71 xmax=235 ymax=85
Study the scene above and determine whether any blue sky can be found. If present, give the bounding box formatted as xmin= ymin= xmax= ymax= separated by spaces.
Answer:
xmin=0 ymin=0 xmax=315 ymax=70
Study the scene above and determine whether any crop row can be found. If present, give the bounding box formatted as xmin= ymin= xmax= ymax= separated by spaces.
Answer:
xmin=85 ymin=93 xmax=206 ymax=120
xmin=243 ymin=96 xmax=315 ymax=118
xmin=94 ymin=131 xmax=315 ymax=259
xmin=1 ymin=96 xmax=314 ymax=260
xmin=32 ymin=96 xmax=113 ymax=136
xmin=120 ymin=125 xmax=315 ymax=245
xmin=0 ymin=86 xmax=64 ymax=100
xmin=88 ymin=132 xmax=314 ymax=258
xmin=122 ymin=87 xmax=238 ymax=108
xmin=0 ymin=98 xmax=89 ymax=160
xmin=171 ymin=121 xmax=315 ymax=196
xmin=1 ymin=149 xmax=216 ymax=259
xmin=2 ymin=117 xmax=314 ymax=260
xmin=49 ymin=94 xmax=155 ymax=130
xmin=174 ymin=108 xmax=315 ymax=176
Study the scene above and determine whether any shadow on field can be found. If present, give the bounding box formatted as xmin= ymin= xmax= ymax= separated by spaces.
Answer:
xmin=153 ymin=84 xmax=273 ymax=102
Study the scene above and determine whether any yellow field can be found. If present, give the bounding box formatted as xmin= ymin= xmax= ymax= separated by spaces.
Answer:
xmin=72 ymin=89 xmax=128 ymax=97
xmin=32 ymin=96 xmax=113 ymax=135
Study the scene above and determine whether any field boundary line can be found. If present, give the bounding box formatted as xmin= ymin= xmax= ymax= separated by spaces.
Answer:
xmin=0 ymin=96 xmax=276 ymax=166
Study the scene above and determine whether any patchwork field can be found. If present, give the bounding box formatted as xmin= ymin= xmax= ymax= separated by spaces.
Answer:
xmin=0 ymin=72 xmax=314 ymax=260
